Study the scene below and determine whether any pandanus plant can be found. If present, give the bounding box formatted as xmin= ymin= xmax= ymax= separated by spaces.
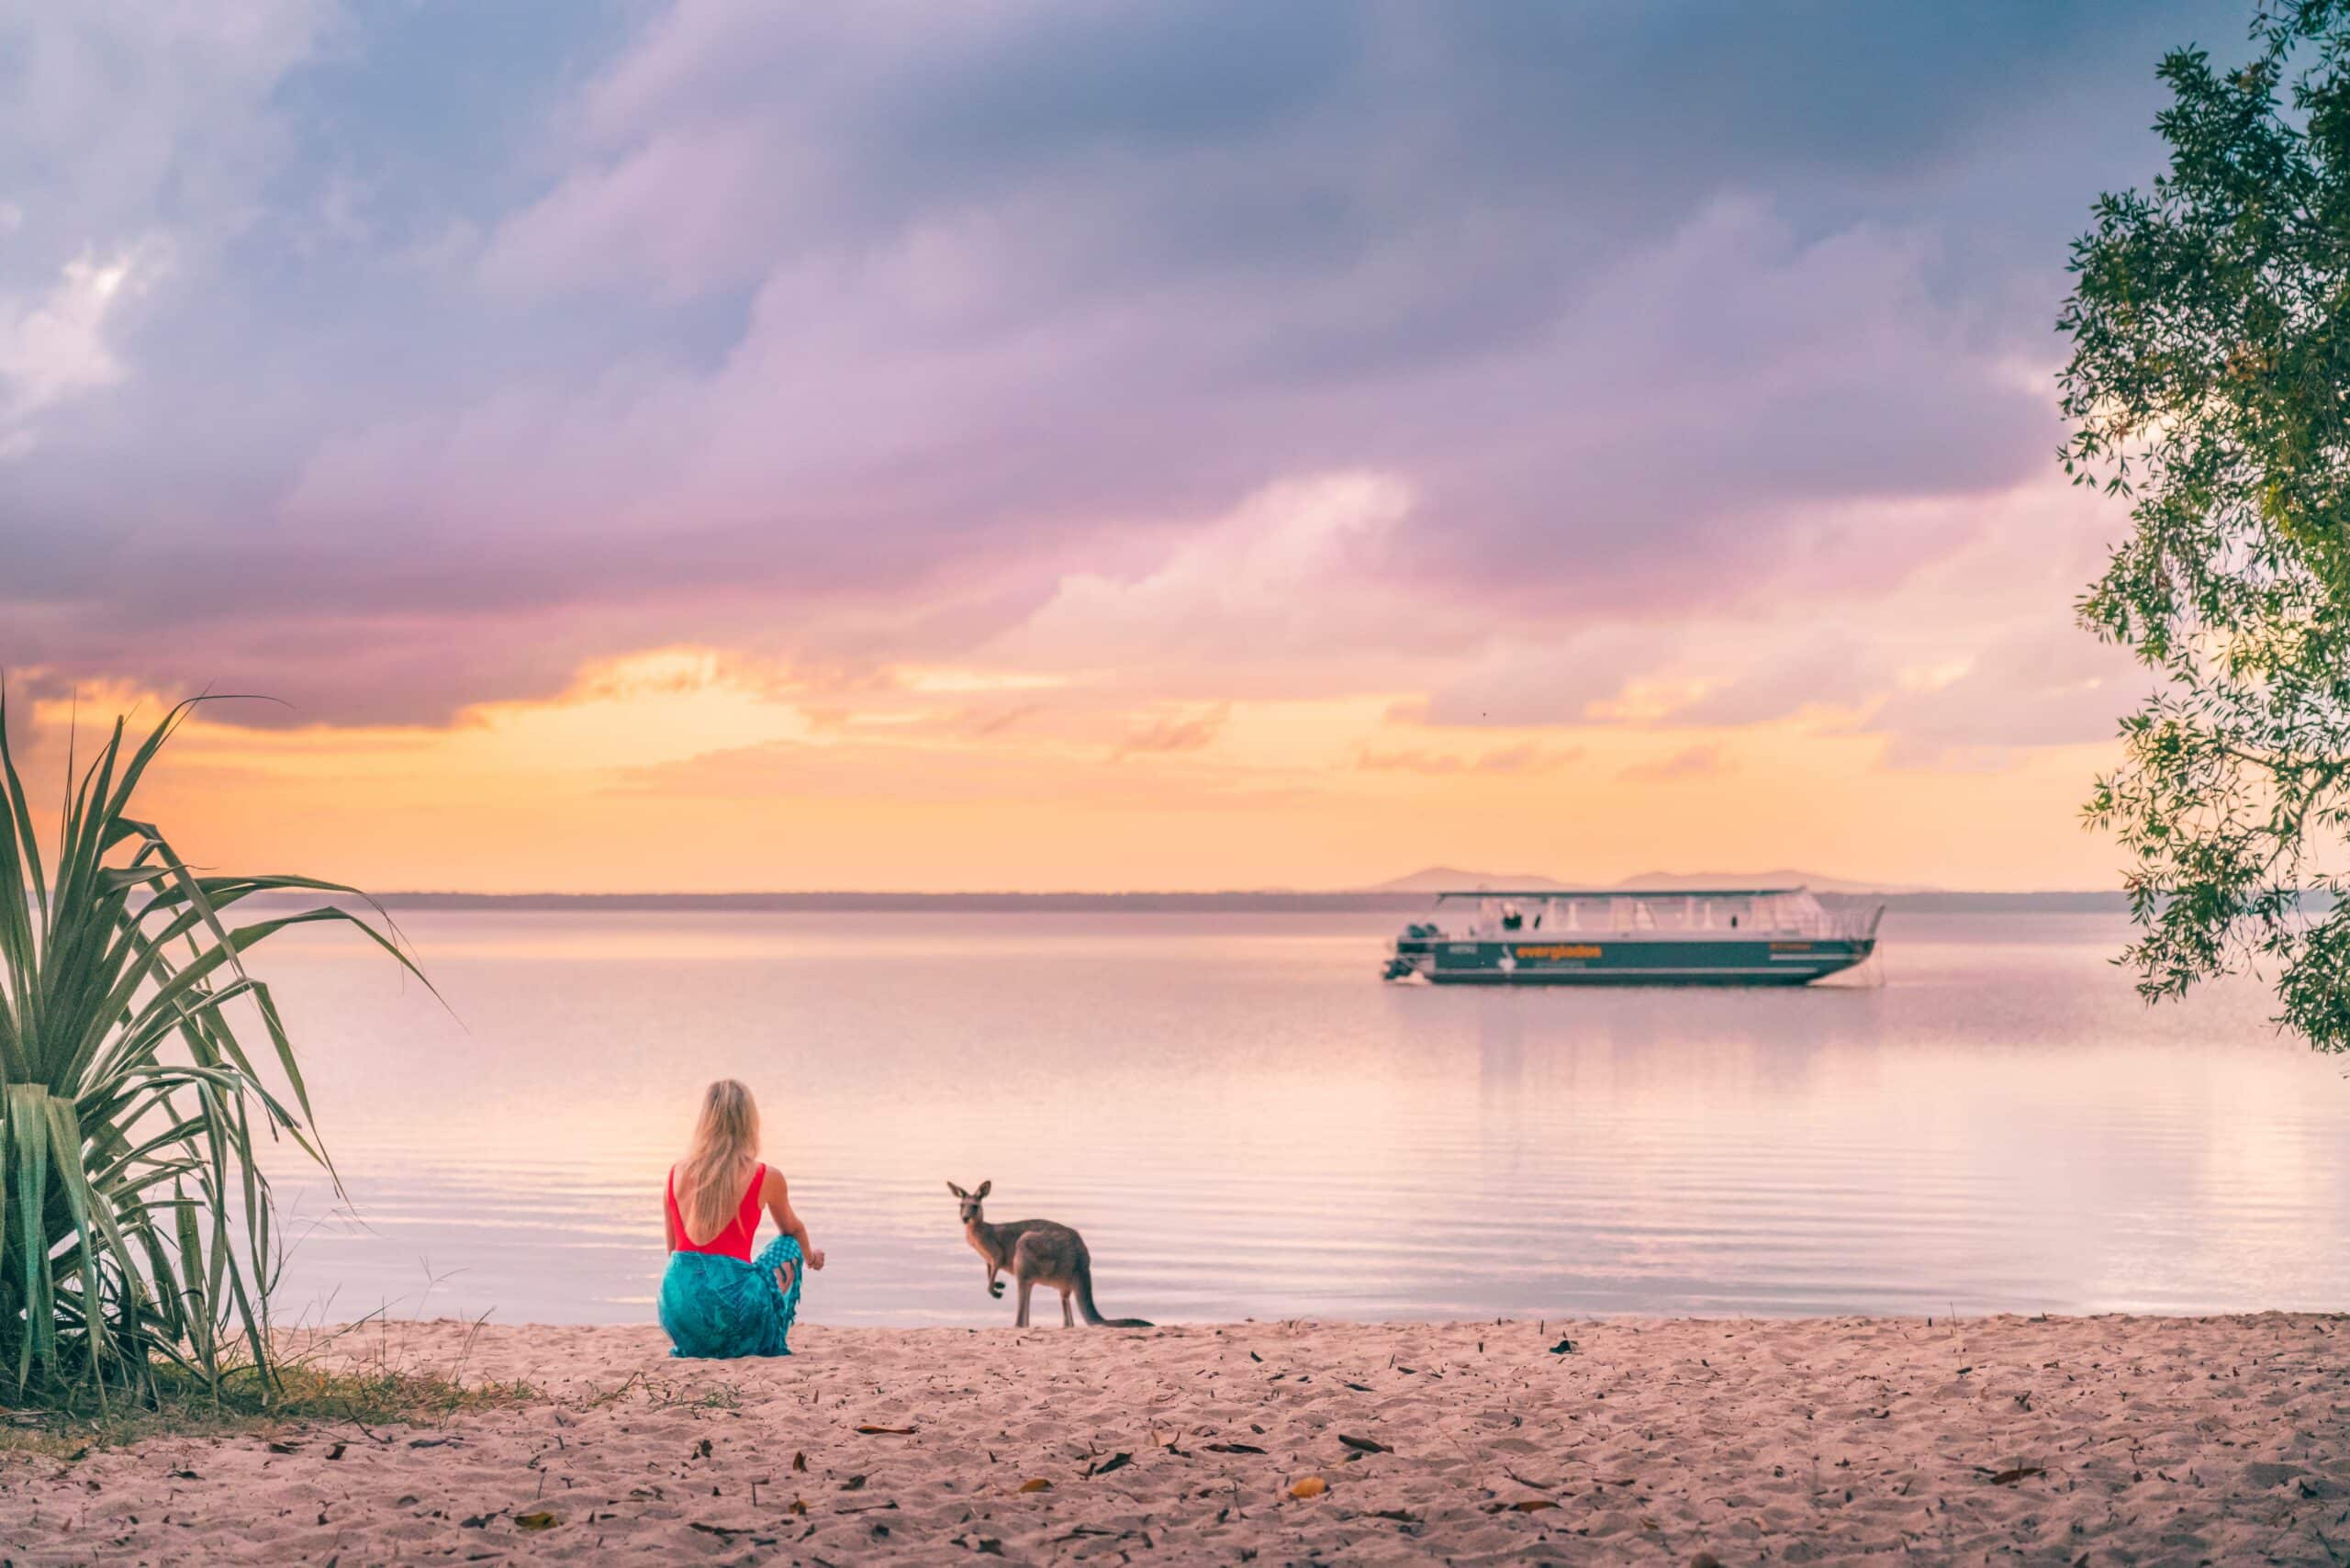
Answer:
xmin=0 ymin=690 xmax=425 ymax=1405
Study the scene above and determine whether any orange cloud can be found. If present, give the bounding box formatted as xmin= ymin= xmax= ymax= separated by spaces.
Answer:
xmin=1620 ymin=744 xmax=1731 ymax=783
xmin=1357 ymin=743 xmax=1583 ymax=776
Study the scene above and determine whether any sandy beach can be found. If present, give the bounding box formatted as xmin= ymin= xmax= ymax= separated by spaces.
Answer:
xmin=1 ymin=1315 xmax=2344 ymax=1564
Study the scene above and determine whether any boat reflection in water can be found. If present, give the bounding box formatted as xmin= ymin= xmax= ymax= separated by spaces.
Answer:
xmin=1383 ymin=887 xmax=1884 ymax=986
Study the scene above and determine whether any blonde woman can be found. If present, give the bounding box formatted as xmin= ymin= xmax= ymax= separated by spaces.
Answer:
xmin=657 ymin=1080 xmax=825 ymax=1358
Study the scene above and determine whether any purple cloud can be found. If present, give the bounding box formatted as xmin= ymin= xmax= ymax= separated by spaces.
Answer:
xmin=0 ymin=0 xmax=2236 ymax=749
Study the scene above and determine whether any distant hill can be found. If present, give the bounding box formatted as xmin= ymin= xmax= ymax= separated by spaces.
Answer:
xmin=1368 ymin=866 xmax=1933 ymax=896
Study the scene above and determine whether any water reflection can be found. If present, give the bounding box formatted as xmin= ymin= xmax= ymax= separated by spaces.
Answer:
xmin=250 ymin=912 xmax=2350 ymax=1327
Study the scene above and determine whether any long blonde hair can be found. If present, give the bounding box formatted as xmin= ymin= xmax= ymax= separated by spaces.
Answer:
xmin=676 ymin=1079 xmax=762 ymax=1242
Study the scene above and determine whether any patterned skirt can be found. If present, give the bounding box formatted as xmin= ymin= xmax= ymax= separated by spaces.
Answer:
xmin=658 ymin=1235 xmax=804 ymax=1358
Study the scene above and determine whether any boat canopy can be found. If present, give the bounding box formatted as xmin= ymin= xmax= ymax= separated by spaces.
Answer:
xmin=1415 ymin=885 xmax=1878 ymax=943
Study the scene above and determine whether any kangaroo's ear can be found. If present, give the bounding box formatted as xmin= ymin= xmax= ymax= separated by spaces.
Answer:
xmin=946 ymin=1182 xmax=967 ymax=1199
xmin=975 ymin=1180 xmax=991 ymax=1200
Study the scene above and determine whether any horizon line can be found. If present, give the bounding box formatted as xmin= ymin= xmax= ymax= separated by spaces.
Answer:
xmin=301 ymin=885 xmax=2132 ymax=903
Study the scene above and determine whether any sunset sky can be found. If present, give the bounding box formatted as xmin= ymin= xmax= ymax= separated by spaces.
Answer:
xmin=1 ymin=2 xmax=2246 ymax=892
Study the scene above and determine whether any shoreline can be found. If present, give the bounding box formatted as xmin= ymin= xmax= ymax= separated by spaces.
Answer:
xmin=5 ymin=1313 xmax=2345 ymax=1562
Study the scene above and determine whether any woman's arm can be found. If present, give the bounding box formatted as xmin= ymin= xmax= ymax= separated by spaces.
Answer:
xmin=662 ymin=1166 xmax=677 ymax=1252
xmin=763 ymin=1168 xmax=823 ymax=1270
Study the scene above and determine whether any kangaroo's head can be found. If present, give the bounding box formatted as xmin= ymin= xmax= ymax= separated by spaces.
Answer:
xmin=946 ymin=1180 xmax=991 ymax=1225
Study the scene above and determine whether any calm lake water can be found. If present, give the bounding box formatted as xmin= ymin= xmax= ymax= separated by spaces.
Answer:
xmin=252 ymin=911 xmax=2350 ymax=1327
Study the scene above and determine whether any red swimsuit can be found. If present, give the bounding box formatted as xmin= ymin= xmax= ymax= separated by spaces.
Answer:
xmin=666 ymin=1163 xmax=766 ymax=1260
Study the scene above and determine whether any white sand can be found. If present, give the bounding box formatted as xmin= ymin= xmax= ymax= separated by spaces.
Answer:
xmin=2 ymin=1314 xmax=2346 ymax=1563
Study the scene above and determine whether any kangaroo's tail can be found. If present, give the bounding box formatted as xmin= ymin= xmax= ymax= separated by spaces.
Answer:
xmin=1075 ymin=1260 xmax=1151 ymax=1329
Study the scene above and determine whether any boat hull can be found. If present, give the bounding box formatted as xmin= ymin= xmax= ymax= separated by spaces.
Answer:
xmin=1387 ymin=935 xmax=1874 ymax=986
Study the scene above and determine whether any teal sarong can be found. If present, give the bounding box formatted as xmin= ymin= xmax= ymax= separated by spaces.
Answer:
xmin=659 ymin=1235 xmax=803 ymax=1358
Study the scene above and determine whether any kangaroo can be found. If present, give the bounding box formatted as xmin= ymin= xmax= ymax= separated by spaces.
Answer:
xmin=946 ymin=1181 xmax=1151 ymax=1328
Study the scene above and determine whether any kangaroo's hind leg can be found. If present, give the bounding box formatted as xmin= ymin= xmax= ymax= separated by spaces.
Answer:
xmin=1011 ymin=1232 xmax=1051 ymax=1327
xmin=1060 ymin=1289 xmax=1075 ymax=1327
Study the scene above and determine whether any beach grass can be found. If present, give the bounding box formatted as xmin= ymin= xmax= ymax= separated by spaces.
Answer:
xmin=0 ymin=1341 xmax=536 ymax=1460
